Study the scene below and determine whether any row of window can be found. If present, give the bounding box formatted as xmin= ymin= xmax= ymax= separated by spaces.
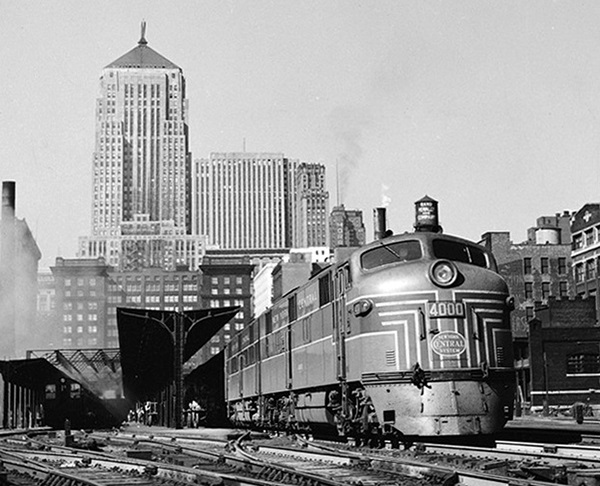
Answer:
xmin=64 ymin=302 xmax=98 ymax=310
xmin=523 ymin=257 xmax=567 ymax=275
xmin=524 ymin=281 xmax=568 ymax=299
xmin=573 ymin=228 xmax=600 ymax=250
xmin=63 ymin=314 xmax=97 ymax=322
xmin=63 ymin=337 xmax=99 ymax=347
xmin=63 ymin=325 xmax=98 ymax=334
xmin=64 ymin=278 xmax=97 ymax=287
xmin=575 ymin=258 xmax=600 ymax=283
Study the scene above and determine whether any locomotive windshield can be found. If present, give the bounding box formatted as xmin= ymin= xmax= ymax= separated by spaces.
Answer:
xmin=361 ymin=240 xmax=422 ymax=270
xmin=432 ymin=239 xmax=489 ymax=268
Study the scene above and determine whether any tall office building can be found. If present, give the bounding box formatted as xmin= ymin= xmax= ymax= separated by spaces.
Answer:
xmin=294 ymin=163 xmax=329 ymax=247
xmin=192 ymin=153 xmax=298 ymax=249
xmin=79 ymin=24 xmax=203 ymax=270
xmin=329 ymin=205 xmax=366 ymax=248
xmin=91 ymin=23 xmax=190 ymax=236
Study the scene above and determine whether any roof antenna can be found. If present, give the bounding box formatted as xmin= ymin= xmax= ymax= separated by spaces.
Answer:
xmin=139 ymin=20 xmax=148 ymax=45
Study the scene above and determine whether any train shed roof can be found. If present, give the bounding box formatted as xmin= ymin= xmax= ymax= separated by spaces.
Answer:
xmin=116 ymin=307 xmax=239 ymax=402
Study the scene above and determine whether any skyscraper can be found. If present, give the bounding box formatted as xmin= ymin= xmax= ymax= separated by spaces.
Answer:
xmin=294 ymin=163 xmax=329 ymax=247
xmin=192 ymin=153 xmax=298 ymax=249
xmin=91 ymin=23 xmax=190 ymax=236
xmin=80 ymin=24 xmax=204 ymax=270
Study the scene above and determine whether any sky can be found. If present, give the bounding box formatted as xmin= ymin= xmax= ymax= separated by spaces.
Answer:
xmin=2 ymin=0 xmax=600 ymax=269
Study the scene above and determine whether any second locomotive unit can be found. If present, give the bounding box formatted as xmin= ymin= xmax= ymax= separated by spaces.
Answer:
xmin=225 ymin=197 xmax=515 ymax=439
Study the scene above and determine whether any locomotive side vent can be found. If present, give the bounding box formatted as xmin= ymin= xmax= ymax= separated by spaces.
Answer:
xmin=496 ymin=346 xmax=505 ymax=366
xmin=385 ymin=350 xmax=397 ymax=367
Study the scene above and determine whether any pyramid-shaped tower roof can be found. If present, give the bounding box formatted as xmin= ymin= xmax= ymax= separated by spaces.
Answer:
xmin=105 ymin=22 xmax=180 ymax=70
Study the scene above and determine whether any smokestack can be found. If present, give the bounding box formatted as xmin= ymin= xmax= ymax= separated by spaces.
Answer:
xmin=373 ymin=207 xmax=387 ymax=240
xmin=2 ymin=181 xmax=15 ymax=221
xmin=0 ymin=180 xmax=16 ymax=360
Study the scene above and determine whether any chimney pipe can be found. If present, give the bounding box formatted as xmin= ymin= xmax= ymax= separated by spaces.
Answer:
xmin=373 ymin=207 xmax=387 ymax=240
xmin=2 ymin=181 xmax=16 ymax=221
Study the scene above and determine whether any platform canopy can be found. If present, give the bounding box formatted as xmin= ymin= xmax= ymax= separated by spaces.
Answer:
xmin=0 ymin=358 xmax=66 ymax=388
xmin=116 ymin=307 xmax=239 ymax=402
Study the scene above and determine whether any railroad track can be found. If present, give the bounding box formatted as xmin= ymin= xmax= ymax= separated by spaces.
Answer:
xmin=6 ymin=428 xmax=600 ymax=485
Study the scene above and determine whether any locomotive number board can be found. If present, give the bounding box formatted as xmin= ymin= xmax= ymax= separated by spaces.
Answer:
xmin=427 ymin=301 xmax=465 ymax=319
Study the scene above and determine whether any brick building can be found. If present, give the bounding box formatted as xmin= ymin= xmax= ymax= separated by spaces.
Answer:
xmin=529 ymin=296 xmax=600 ymax=411
xmin=480 ymin=212 xmax=574 ymax=408
xmin=329 ymin=205 xmax=366 ymax=249
xmin=197 ymin=256 xmax=254 ymax=363
xmin=480 ymin=211 xmax=574 ymax=337
xmin=571 ymin=203 xmax=600 ymax=309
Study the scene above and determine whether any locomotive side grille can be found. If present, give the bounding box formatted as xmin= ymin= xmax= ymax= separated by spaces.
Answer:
xmin=385 ymin=350 xmax=397 ymax=367
xmin=496 ymin=346 xmax=505 ymax=366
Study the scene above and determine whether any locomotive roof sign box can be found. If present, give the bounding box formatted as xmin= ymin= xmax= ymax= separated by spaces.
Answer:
xmin=414 ymin=195 xmax=442 ymax=233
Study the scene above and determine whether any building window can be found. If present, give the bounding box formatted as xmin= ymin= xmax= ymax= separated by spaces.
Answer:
xmin=586 ymin=230 xmax=595 ymax=246
xmin=573 ymin=234 xmax=583 ymax=250
xmin=587 ymin=260 xmax=596 ymax=280
xmin=558 ymin=257 xmax=567 ymax=275
xmin=567 ymin=353 xmax=600 ymax=374
xmin=541 ymin=258 xmax=549 ymax=274
xmin=63 ymin=315 xmax=72 ymax=321
xmin=576 ymin=263 xmax=584 ymax=283
xmin=542 ymin=282 xmax=550 ymax=300
xmin=524 ymin=282 xmax=533 ymax=299
xmin=559 ymin=281 xmax=568 ymax=297
xmin=523 ymin=258 xmax=532 ymax=275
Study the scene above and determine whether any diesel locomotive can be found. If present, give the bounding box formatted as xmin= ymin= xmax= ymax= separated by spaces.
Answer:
xmin=225 ymin=198 xmax=515 ymax=439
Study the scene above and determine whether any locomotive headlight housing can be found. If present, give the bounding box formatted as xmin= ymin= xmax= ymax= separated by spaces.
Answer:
xmin=505 ymin=295 xmax=515 ymax=310
xmin=429 ymin=260 xmax=458 ymax=287
xmin=353 ymin=299 xmax=373 ymax=317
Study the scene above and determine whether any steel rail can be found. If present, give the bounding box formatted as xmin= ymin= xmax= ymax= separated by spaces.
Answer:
xmin=417 ymin=440 xmax=600 ymax=466
xmin=1 ymin=432 xmax=309 ymax=486
xmin=293 ymin=436 xmax=558 ymax=486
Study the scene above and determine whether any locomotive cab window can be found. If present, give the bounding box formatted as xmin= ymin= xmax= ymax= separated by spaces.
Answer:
xmin=432 ymin=239 xmax=489 ymax=269
xmin=361 ymin=240 xmax=422 ymax=270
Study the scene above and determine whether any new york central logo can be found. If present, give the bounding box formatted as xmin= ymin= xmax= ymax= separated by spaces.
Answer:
xmin=431 ymin=331 xmax=467 ymax=356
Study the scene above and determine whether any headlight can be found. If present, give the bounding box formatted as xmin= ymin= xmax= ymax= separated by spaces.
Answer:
xmin=352 ymin=299 xmax=373 ymax=317
xmin=429 ymin=260 xmax=458 ymax=287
